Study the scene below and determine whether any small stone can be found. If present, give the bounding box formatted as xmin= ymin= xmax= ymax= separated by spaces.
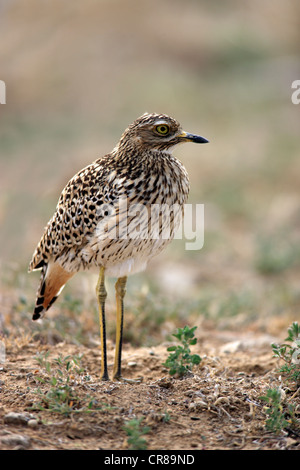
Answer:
xmin=127 ymin=361 xmax=137 ymax=367
xmin=27 ymin=419 xmax=38 ymax=428
xmin=220 ymin=340 xmax=242 ymax=354
xmin=4 ymin=412 xmax=29 ymax=425
xmin=0 ymin=433 xmax=30 ymax=449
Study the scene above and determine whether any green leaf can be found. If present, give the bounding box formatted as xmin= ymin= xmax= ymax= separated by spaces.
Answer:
xmin=50 ymin=377 xmax=57 ymax=386
xmin=192 ymin=355 xmax=201 ymax=365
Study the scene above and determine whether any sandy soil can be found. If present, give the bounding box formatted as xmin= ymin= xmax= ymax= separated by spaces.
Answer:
xmin=1 ymin=325 xmax=299 ymax=451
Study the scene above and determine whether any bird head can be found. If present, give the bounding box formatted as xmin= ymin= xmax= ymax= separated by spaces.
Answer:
xmin=118 ymin=113 xmax=209 ymax=152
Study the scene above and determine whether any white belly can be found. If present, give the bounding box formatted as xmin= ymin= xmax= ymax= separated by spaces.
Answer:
xmin=105 ymin=257 xmax=148 ymax=278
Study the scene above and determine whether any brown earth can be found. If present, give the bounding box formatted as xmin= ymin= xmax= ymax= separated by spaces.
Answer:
xmin=0 ymin=323 xmax=299 ymax=451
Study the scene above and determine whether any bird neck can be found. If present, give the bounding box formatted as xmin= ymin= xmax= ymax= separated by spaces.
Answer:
xmin=112 ymin=140 xmax=173 ymax=166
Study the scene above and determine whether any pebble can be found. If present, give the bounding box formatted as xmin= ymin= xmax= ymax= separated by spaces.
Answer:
xmin=4 ymin=411 xmax=37 ymax=427
xmin=220 ymin=340 xmax=242 ymax=354
xmin=4 ymin=412 xmax=29 ymax=425
xmin=0 ymin=433 xmax=31 ymax=449
xmin=127 ymin=361 xmax=137 ymax=367
xmin=27 ymin=419 xmax=38 ymax=428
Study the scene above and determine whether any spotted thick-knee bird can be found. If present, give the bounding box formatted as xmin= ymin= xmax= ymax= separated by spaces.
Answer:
xmin=29 ymin=113 xmax=208 ymax=381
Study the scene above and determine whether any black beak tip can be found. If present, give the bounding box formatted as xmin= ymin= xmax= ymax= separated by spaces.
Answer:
xmin=194 ymin=135 xmax=209 ymax=144
xmin=184 ymin=132 xmax=209 ymax=144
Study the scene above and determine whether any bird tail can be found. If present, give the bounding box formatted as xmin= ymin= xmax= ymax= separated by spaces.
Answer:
xmin=32 ymin=262 xmax=74 ymax=320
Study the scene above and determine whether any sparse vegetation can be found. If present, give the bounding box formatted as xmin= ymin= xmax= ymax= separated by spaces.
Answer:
xmin=272 ymin=322 xmax=300 ymax=386
xmin=31 ymin=352 xmax=101 ymax=416
xmin=123 ymin=418 xmax=150 ymax=450
xmin=260 ymin=323 xmax=300 ymax=435
xmin=163 ymin=326 xmax=201 ymax=377
xmin=260 ymin=388 xmax=291 ymax=434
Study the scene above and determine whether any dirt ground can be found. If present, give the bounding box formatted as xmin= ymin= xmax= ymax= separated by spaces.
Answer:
xmin=1 ymin=323 xmax=299 ymax=451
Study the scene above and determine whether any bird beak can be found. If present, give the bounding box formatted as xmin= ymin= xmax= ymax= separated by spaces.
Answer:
xmin=178 ymin=131 xmax=209 ymax=144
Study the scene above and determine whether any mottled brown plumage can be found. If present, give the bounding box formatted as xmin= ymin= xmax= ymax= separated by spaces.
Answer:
xmin=29 ymin=112 xmax=208 ymax=380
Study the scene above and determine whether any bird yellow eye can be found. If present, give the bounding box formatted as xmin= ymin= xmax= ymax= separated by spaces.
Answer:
xmin=155 ymin=124 xmax=170 ymax=135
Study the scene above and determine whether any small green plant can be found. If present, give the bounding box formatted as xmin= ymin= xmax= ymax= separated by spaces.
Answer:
xmin=260 ymin=323 xmax=300 ymax=435
xmin=272 ymin=321 xmax=300 ymax=386
xmin=260 ymin=388 xmax=296 ymax=434
xmin=163 ymin=325 xmax=201 ymax=377
xmin=32 ymin=352 xmax=99 ymax=416
xmin=123 ymin=418 xmax=150 ymax=450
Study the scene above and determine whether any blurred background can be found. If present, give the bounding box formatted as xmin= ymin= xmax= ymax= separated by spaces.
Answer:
xmin=0 ymin=0 xmax=299 ymax=347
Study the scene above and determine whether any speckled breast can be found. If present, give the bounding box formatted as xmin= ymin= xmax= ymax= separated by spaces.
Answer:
xmin=82 ymin=153 xmax=190 ymax=276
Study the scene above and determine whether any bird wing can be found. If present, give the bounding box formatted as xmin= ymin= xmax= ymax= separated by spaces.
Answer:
xmin=28 ymin=157 xmax=112 ymax=272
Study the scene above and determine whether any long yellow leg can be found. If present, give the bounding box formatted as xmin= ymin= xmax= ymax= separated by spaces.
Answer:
xmin=113 ymin=276 xmax=127 ymax=380
xmin=96 ymin=267 xmax=109 ymax=381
